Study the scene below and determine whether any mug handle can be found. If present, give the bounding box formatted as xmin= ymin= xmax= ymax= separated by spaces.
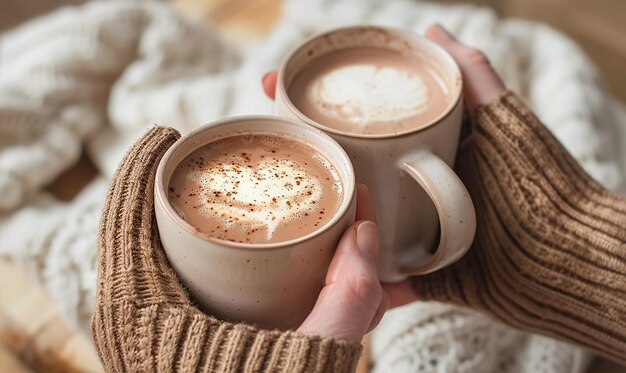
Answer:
xmin=399 ymin=151 xmax=476 ymax=275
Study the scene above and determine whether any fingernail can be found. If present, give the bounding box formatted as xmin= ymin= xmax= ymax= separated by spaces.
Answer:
xmin=356 ymin=221 xmax=379 ymax=264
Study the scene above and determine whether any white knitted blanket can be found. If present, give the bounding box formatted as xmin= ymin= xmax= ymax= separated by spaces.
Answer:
xmin=1 ymin=1 xmax=625 ymax=372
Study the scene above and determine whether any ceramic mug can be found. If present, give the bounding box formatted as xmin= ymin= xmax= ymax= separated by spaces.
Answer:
xmin=154 ymin=116 xmax=356 ymax=330
xmin=276 ymin=26 xmax=476 ymax=282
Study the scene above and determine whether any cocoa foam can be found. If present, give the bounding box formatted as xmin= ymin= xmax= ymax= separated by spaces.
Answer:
xmin=288 ymin=47 xmax=450 ymax=135
xmin=168 ymin=134 xmax=343 ymax=244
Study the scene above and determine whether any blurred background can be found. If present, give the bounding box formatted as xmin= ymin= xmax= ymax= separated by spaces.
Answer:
xmin=0 ymin=0 xmax=624 ymax=372
xmin=1 ymin=0 xmax=625 ymax=104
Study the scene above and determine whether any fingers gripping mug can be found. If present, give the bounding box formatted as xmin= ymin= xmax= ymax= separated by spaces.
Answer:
xmin=275 ymin=26 xmax=476 ymax=282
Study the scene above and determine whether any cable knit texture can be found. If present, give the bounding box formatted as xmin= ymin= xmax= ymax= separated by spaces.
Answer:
xmin=92 ymin=126 xmax=361 ymax=373
xmin=1 ymin=0 xmax=626 ymax=372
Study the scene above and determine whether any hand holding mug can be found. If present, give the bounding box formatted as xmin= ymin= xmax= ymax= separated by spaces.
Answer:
xmin=270 ymin=25 xmax=477 ymax=282
xmin=154 ymin=116 xmax=388 ymax=340
xmin=376 ymin=26 xmax=626 ymax=369
xmin=383 ymin=24 xmax=506 ymax=307
xmin=93 ymin=24 xmax=626 ymax=370
xmin=93 ymin=126 xmax=387 ymax=373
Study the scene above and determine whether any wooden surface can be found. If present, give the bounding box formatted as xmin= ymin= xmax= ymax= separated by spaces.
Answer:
xmin=171 ymin=0 xmax=282 ymax=49
xmin=1 ymin=0 xmax=624 ymax=372
xmin=0 ymin=259 xmax=102 ymax=372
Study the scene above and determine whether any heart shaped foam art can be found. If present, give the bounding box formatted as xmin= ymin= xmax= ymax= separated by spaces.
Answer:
xmin=310 ymin=64 xmax=430 ymax=127
xmin=186 ymin=153 xmax=325 ymax=240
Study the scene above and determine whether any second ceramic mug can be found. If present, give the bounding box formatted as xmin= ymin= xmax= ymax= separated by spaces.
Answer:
xmin=276 ymin=26 xmax=476 ymax=282
xmin=154 ymin=116 xmax=356 ymax=330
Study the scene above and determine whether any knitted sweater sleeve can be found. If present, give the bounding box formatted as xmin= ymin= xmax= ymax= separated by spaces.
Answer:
xmin=91 ymin=127 xmax=361 ymax=373
xmin=414 ymin=91 xmax=626 ymax=365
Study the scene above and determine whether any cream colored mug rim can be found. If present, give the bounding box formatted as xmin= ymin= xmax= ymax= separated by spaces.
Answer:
xmin=277 ymin=25 xmax=464 ymax=139
xmin=154 ymin=115 xmax=356 ymax=251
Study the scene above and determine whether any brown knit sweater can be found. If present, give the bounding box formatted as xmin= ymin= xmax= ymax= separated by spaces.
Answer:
xmin=414 ymin=92 xmax=626 ymax=365
xmin=91 ymin=128 xmax=362 ymax=372
xmin=92 ymin=92 xmax=626 ymax=371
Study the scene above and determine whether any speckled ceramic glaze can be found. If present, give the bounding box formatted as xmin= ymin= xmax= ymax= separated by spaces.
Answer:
xmin=276 ymin=26 xmax=476 ymax=282
xmin=155 ymin=116 xmax=356 ymax=330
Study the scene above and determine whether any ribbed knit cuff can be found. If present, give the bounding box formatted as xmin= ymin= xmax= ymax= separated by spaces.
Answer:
xmin=412 ymin=267 xmax=466 ymax=304
xmin=135 ymin=305 xmax=362 ymax=372
xmin=413 ymin=91 xmax=626 ymax=365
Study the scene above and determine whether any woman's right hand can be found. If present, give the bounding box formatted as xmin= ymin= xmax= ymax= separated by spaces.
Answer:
xmin=261 ymin=25 xmax=626 ymax=365
xmin=380 ymin=24 xmax=508 ymax=308
xmin=381 ymin=27 xmax=626 ymax=367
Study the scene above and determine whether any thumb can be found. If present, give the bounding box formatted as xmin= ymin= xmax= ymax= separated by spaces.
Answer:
xmin=425 ymin=24 xmax=505 ymax=111
xmin=298 ymin=221 xmax=387 ymax=343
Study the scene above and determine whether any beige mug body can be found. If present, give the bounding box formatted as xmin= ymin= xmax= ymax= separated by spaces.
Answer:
xmin=276 ymin=26 xmax=476 ymax=282
xmin=154 ymin=116 xmax=356 ymax=330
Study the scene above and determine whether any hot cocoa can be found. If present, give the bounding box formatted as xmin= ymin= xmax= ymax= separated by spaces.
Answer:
xmin=168 ymin=134 xmax=343 ymax=244
xmin=288 ymin=47 xmax=451 ymax=135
